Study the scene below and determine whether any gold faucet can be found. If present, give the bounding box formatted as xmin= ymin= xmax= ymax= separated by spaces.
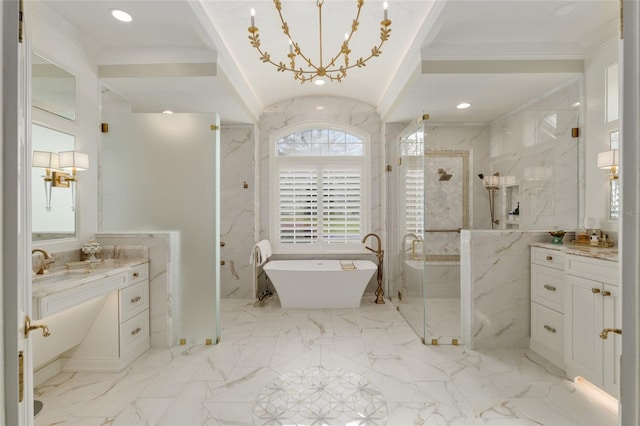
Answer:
xmin=362 ymin=233 xmax=385 ymax=304
xmin=32 ymin=248 xmax=54 ymax=275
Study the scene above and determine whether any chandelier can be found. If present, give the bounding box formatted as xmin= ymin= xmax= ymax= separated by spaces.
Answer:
xmin=248 ymin=0 xmax=392 ymax=84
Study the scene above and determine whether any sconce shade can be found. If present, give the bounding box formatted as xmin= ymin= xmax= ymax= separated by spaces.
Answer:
xmin=58 ymin=151 xmax=89 ymax=170
xmin=32 ymin=151 xmax=59 ymax=169
xmin=597 ymin=149 xmax=619 ymax=169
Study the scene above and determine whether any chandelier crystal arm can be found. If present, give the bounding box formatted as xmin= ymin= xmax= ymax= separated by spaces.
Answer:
xmin=248 ymin=0 xmax=391 ymax=84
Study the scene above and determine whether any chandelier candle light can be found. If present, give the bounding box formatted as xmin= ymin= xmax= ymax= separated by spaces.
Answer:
xmin=248 ymin=0 xmax=392 ymax=84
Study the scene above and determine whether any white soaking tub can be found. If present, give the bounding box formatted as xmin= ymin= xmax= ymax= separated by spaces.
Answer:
xmin=263 ymin=260 xmax=377 ymax=308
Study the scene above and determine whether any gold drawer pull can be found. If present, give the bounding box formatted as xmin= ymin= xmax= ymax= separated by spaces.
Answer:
xmin=131 ymin=327 xmax=142 ymax=336
xmin=545 ymin=255 xmax=553 ymax=261
xmin=133 ymin=272 xmax=140 ymax=278
xmin=602 ymin=291 xmax=611 ymax=297
xmin=544 ymin=325 xmax=557 ymax=334
xmin=130 ymin=296 xmax=142 ymax=304
xmin=543 ymin=284 xmax=556 ymax=292
xmin=592 ymin=288 xmax=601 ymax=294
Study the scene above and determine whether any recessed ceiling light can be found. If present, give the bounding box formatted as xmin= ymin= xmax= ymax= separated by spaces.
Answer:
xmin=111 ymin=9 xmax=133 ymax=23
xmin=162 ymin=110 xmax=174 ymax=114
xmin=316 ymin=106 xmax=325 ymax=111
xmin=456 ymin=102 xmax=471 ymax=110
xmin=314 ymin=79 xmax=326 ymax=86
xmin=552 ymin=3 xmax=575 ymax=17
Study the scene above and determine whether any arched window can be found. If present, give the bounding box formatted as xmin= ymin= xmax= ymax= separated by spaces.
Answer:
xmin=271 ymin=126 xmax=370 ymax=253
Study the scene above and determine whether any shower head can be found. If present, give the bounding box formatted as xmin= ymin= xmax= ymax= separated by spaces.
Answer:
xmin=438 ymin=168 xmax=453 ymax=181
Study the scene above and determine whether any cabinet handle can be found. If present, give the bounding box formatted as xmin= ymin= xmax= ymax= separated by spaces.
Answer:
xmin=133 ymin=272 xmax=140 ymax=278
xmin=545 ymin=255 xmax=553 ymax=261
xmin=543 ymin=284 xmax=556 ymax=292
xmin=131 ymin=327 xmax=142 ymax=336
xmin=130 ymin=296 xmax=142 ymax=304
xmin=602 ymin=291 xmax=611 ymax=297
xmin=592 ymin=288 xmax=601 ymax=294
xmin=544 ymin=325 xmax=556 ymax=334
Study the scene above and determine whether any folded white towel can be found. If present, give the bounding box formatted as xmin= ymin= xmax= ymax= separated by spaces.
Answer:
xmin=249 ymin=240 xmax=272 ymax=266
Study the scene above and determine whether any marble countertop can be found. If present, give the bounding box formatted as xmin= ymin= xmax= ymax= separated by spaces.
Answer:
xmin=530 ymin=242 xmax=618 ymax=262
xmin=32 ymin=259 xmax=148 ymax=298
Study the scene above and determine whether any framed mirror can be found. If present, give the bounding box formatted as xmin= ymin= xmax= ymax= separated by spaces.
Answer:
xmin=32 ymin=124 xmax=76 ymax=241
xmin=32 ymin=52 xmax=76 ymax=121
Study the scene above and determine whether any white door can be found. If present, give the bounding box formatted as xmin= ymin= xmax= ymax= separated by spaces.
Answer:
xmin=3 ymin=1 xmax=35 ymax=425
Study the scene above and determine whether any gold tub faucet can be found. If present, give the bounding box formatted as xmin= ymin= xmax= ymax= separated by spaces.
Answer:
xmin=32 ymin=248 xmax=54 ymax=275
xmin=362 ymin=233 xmax=385 ymax=304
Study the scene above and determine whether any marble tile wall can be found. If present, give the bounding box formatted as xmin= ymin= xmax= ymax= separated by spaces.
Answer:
xmin=220 ymin=125 xmax=255 ymax=298
xmin=461 ymin=230 xmax=549 ymax=349
xmin=489 ymin=79 xmax=581 ymax=230
xmin=258 ymin=96 xmax=383 ymax=244
xmin=96 ymin=232 xmax=178 ymax=348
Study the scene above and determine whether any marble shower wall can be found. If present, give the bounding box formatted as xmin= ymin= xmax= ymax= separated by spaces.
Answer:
xmin=220 ymin=125 xmax=255 ymax=298
xmin=460 ymin=230 xmax=549 ymax=349
xmin=96 ymin=232 xmax=178 ymax=348
xmin=424 ymin=125 xmax=492 ymax=229
xmin=258 ymin=96 xmax=383 ymax=245
xmin=489 ymin=79 xmax=581 ymax=230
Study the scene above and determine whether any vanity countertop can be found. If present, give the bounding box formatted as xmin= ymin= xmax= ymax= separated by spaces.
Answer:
xmin=32 ymin=259 xmax=148 ymax=298
xmin=530 ymin=242 xmax=618 ymax=262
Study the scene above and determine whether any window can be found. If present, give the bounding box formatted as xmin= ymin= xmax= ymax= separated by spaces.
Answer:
xmin=400 ymin=132 xmax=424 ymax=236
xmin=272 ymin=126 xmax=369 ymax=252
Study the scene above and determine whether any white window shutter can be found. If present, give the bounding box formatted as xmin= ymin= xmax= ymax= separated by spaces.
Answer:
xmin=321 ymin=169 xmax=362 ymax=244
xmin=278 ymin=170 xmax=318 ymax=244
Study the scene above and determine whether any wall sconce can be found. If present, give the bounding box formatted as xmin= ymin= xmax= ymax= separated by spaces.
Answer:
xmin=597 ymin=149 xmax=619 ymax=179
xmin=58 ymin=151 xmax=89 ymax=211
xmin=32 ymin=151 xmax=59 ymax=211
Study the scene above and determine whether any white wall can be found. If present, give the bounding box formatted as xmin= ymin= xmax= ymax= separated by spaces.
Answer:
xmin=584 ymin=37 xmax=621 ymax=234
xmin=30 ymin=2 xmax=100 ymax=251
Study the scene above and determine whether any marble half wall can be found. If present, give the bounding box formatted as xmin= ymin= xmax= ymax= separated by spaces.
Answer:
xmin=461 ymin=230 xmax=549 ymax=349
xmin=220 ymin=124 xmax=255 ymax=298
xmin=96 ymin=232 xmax=178 ymax=348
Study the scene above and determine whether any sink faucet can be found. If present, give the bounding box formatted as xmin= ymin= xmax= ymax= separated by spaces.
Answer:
xmin=362 ymin=233 xmax=385 ymax=304
xmin=401 ymin=233 xmax=419 ymax=252
xmin=32 ymin=248 xmax=54 ymax=275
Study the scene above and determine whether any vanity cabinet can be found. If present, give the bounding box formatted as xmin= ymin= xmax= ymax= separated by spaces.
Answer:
xmin=530 ymin=247 xmax=565 ymax=368
xmin=62 ymin=263 xmax=150 ymax=372
xmin=564 ymin=254 xmax=620 ymax=398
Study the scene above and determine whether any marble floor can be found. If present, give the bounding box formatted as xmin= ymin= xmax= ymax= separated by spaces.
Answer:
xmin=34 ymin=297 xmax=618 ymax=425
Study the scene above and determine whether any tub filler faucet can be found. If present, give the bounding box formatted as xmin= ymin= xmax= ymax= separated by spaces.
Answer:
xmin=362 ymin=233 xmax=385 ymax=304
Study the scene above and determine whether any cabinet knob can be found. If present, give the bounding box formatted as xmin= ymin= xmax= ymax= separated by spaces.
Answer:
xmin=545 ymin=255 xmax=553 ymax=261
xmin=133 ymin=272 xmax=139 ymax=278
xmin=602 ymin=291 xmax=611 ymax=297
xmin=543 ymin=284 xmax=556 ymax=292
xmin=220 ymin=241 xmax=226 ymax=247
xmin=544 ymin=325 xmax=557 ymax=334
xmin=592 ymin=288 xmax=601 ymax=294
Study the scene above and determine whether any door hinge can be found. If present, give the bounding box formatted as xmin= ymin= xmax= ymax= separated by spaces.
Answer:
xmin=18 ymin=0 xmax=24 ymax=43
xmin=18 ymin=351 xmax=24 ymax=402
xmin=620 ymin=0 xmax=623 ymax=39
xmin=210 ymin=125 xmax=219 ymax=131
xmin=101 ymin=123 xmax=109 ymax=133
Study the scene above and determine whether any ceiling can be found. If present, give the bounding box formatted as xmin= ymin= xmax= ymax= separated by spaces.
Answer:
xmin=39 ymin=0 xmax=619 ymax=125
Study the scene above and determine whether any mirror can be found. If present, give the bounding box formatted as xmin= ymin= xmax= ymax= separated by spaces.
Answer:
xmin=32 ymin=52 xmax=76 ymax=120
xmin=32 ymin=124 xmax=76 ymax=241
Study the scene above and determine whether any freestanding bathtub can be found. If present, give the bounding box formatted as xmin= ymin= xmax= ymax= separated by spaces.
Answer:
xmin=263 ymin=260 xmax=377 ymax=308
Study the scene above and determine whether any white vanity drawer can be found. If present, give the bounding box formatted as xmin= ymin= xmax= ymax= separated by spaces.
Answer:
xmin=565 ymin=254 xmax=619 ymax=285
xmin=531 ymin=247 xmax=564 ymax=270
xmin=119 ymin=280 xmax=149 ymax=323
xmin=128 ymin=263 xmax=148 ymax=284
xmin=531 ymin=264 xmax=564 ymax=313
xmin=531 ymin=302 xmax=564 ymax=356
xmin=119 ymin=310 xmax=149 ymax=357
